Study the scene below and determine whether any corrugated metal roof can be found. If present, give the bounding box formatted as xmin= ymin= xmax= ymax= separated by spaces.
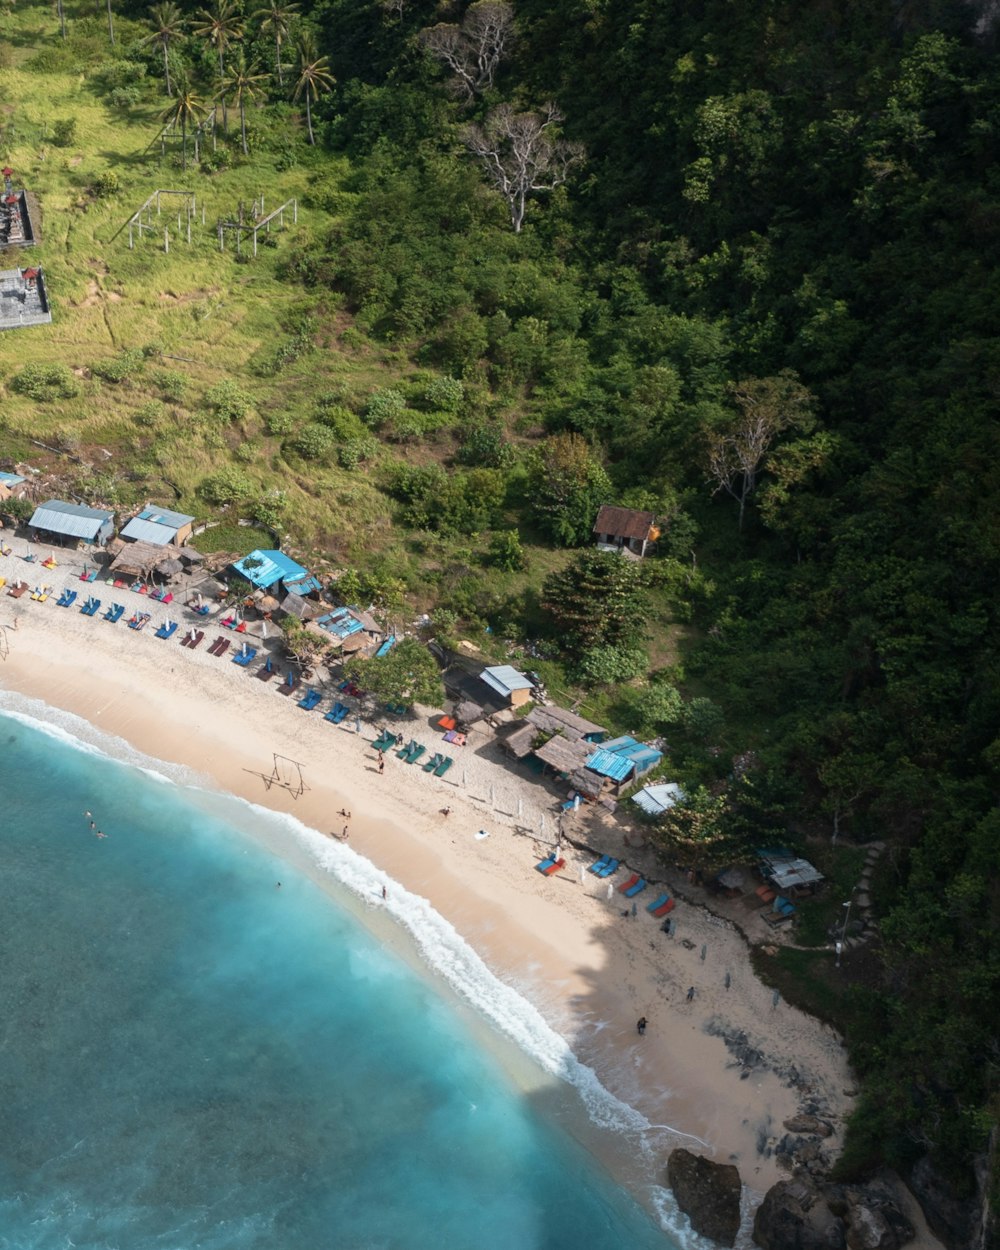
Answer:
xmin=627 ymin=746 xmax=663 ymax=771
xmin=30 ymin=500 xmax=113 ymax=539
xmin=481 ymin=665 xmax=533 ymax=697
xmin=137 ymin=506 xmax=193 ymax=529
xmin=284 ymin=573 xmax=322 ymax=595
xmin=632 ymin=783 xmax=684 ymax=815
xmin=232 ymin=549 xmax=309 ymax=589
xmin=0 ymin=471 xmax=25 ymax=486
xmin=120 ymin=517 xmax=176 ymax=545
xmin=593 ymin=505 xmax=656 ymax=541
xmin=602 ymin=735 xmax=640 ymax=754
xmin=585 ymin=747 xmax=636 ymax=782
xmin=316 ymin=607 xmax=364 ymax=640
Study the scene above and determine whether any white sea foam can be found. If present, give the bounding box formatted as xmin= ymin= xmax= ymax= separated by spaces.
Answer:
xmin=0 ymin=697 xmax=705 ymax=1242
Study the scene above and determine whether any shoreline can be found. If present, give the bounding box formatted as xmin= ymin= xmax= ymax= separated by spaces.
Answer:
xmin=0 ymin=553 xmax=857 ymax=1230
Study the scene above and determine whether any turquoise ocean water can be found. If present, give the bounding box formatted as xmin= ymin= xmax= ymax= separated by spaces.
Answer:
xmin=0 ymin=702 xmax=685 ymax=1250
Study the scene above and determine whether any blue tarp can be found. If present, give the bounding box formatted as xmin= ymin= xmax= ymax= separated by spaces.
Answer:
xmin=375 ymin=635 xmax=396 ymax=657
xmin=316 ymin=608 xmax=364 ymax=639
xmin=585 ymin=747 xmax=636 ymax=783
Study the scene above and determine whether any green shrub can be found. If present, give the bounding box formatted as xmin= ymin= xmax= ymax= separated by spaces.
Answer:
xmin=235 ymin=438 xmax=263 ymax=464
xmin=338 ymin=436 xmax=378 ymax=470
xmin=97 ymin=58 xmax=147 ymax=91
xmin=201 ymin=466 xmax=255 ymax=507
xmin=577 ymin=645 xmax=649 ymax=687
xmin=51 ymin=118 xmax=77 ymax=147
xmin=251 ymin=492 xmax=287 ymax=530
xmin=133 ymin=400 xmax=163 ymax=427
xmin=458 ymin=423 xmax=516 ymax=469
xmin=422 ymin=375 xmax=464 ymax=413
xmin=10 ymin=363 xmax=79 ymax=401
xmin=25 ymin=46 xmax=78 ymax=73
xmin=292 ymin=423 xmax=336 ymax=461
xmin=204 ymin=379 xmax=253 ymax=422
xmin=199 ymin=146 xmax=232 ymax=173
xmin=487 ymin=531 xmax=526 ymax=572
xmin=364 ymin=388 xmax=406 ymax=428
xmin=109 ymin=85 xmax=142 ymax=110
xmin=93 ymin=170 xmax=121 ymax=197
xmin=151 ymin=369 xmax=186 ymax=401
xmin=92 ymin=348 xmax=144 ymax=384
xmin=264 ymin=410 xmax=297 ymax=436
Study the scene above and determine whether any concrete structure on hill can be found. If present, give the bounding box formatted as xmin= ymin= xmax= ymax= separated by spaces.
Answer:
xmin=29 ymin=500 xmax=113 ymax=547
xmin=0 ymin=168 xmax=38 ymax=251
xmin=593 ymin=505 xmax=659 ymax=558
xmin=0 ymin=265 xmax=51 ymax=330
xmin=0 ymin=470 xmax=28 ymax=501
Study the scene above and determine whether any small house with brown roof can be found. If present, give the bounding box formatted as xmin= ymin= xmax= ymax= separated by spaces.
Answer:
xmin=593 ymin=505 xmax=659 ymax=558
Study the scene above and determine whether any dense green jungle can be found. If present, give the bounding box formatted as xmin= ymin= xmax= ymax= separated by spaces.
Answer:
xmin=1 ymin=0 xmax=998 ymax=1239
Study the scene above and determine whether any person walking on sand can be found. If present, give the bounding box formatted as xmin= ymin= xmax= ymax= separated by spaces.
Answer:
xmin=378 ymin=756 xmax=385 ymax=775
xmin=342 ymin=825 xmax=350 ymax=840
xmin=636 ymin=1016 xmax=647 ymax=1036
xmin=381 ymin=885 xmax=387 ymax=900
xmin=686 ymin=986 xmax=696 ymax=1002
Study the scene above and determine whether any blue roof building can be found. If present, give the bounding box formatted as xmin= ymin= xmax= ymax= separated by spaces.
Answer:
xmin=120 ymin=506 xmax=195 ymax=547
xmin=231 ymin=549 xmax=322 ymax=593
xmin=585 ymin=735 xmax=663 ymax=791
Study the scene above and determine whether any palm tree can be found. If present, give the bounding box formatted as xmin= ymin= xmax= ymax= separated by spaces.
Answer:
xmin=253 ymin=1 xmax=299 ymax=90
xmin=292 ymin=33 xmax=334 ymax=147
xmin=162 ymin=87 xmax=205 ymax=171
xmin=192 ymin=0 xmax=243 ymax=131
xmin=223 ymin=52 xmax=270 ymax=156
xmin=146 ymin=2 xmax=186 ymax=97
xmin=105 ymin=0 xmax=115 ymax=47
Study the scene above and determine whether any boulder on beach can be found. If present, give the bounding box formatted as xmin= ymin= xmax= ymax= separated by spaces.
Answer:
xmin=667 ymin=1148 xmax=742 ymax=1246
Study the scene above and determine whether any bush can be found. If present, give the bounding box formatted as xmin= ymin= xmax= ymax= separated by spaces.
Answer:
xmin=51 ymin=118 xmax=77 ymax=147
xmin=422 ymin=375 xmax=464 ymax=413
xmin=93 ymin=170 xmax=121 ymax=198
xmin=338 ymin=436 xmax=378 ymax=470
xmin=92 ymin=348 xmax=144 ymax=384
xmin=264 ymin=410 xmax=297 ymax=436
xmin=201 ymin=466 xmax=255 ymax=507
xmin=458 ymin=423 xmax=516 ymax=469
xmin=97 ymin=58 xmax=147 ymax=91
xmin=109 ymin=85 xmax=142 ymax=110
xmin=364 ymin=387 xmax=406 ymax=429
xmin=10 ymin=363 xmax=79 ymax=401
xmin=133 ymin=400 xmax=163 ymax=427
xmin=316 ymin=404 xmax=364 ymax=437
xmin=251 ymin=492 xmax=287 ymax=530
xmin=151 ymin=369 xmax=186 ymax=401
xmin=235 ymin=438 xmax=263 ymax=464
xmin=292 ymin=423 xmax=336 ymax=461
xmin=199 ymin=146 xmax=232 ymax=173
xmin=487 ymin=531 xmax=526 ymax=571
xmin=577 ymin=644 xmax=649 ymax=687
xmin=204 ymin=379 xmax=253 ymax=423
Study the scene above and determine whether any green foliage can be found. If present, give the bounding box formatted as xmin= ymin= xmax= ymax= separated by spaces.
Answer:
xmin=93 ymin=170 xmax=121 ymax=197
xmin=10 ymin=363 xmax=79 ymax=401
xmin=527 ymin=433 xmax=611 ymax=546
xmin=541 ymin=550 xmax=649 ymax=659
xmin=421 ymin=375 xmax=464 ymax=413
xmin=364 ymin=387 xmax=406 ymax=429
xmin=51 ymin=118 xmax=77 ymax=147
xmin=458 ymin=422 xmax=515 ymax=469
xmin=204 ymin=380 xmax=254 ymax=423
xmin=344 ymin=637 xmax=443 ymax=709
xmin=92 ymin=348 xmax=145 ymax=385
xmin=292 ymin=423 xmax=336 ymax=461
xmin=200 ymin=466 xmax=255 ymax=507
xmin=486 ymin=530 xmax=525 ymax=572
xmin=576 ymin=644 xmax=648 ymax=688
xmin=151 ymin=369 xmax=186 ymax=402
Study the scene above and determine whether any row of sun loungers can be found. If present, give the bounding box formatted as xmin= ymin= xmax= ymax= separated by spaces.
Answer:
xmin=580 ymin=854 xmax=676 ymax=915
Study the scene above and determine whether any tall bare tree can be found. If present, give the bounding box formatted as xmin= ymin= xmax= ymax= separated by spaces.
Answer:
xmin=420 ymin=0 xmax=515 ymax=101
xmin=703 ymin=371 xmax=815 ymax=529
xmin=462 ymin=102 xmax=583 ymax=233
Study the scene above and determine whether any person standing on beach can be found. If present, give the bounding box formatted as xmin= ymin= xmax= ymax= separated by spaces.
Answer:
xmin=378 ymin=756 xmax=385 ymax=775
xmin=381 ymin=885 xmax=387 ymax=900
xmin=636 ymin=1016 xmax=647 ymax=1036
xmin=686 ymin=986 xmax=696 ymax=1002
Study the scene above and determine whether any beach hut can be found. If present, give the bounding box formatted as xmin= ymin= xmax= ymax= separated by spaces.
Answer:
xmin=120 ymin=506 xmax=195 ymax=547
xmin=0 ymin=470 xmax=27 ymax=501
xmin=631 ymin=782 xmax=684 ymax=816
xmin=230 ymin=549 xmax=321 ymax=595
xmin=480 ymin=665 xmax=535 ymax=709
xmin=29 ymin=500 xmax=113 ymax=547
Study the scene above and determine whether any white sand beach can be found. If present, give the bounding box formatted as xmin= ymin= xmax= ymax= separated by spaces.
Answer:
xmin=0 ymin=547 xmax=863 ymax=1215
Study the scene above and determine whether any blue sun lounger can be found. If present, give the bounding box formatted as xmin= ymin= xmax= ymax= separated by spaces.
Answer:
xmin=80 ymin=597 xmax=101 ymax=616
xmin=324 ymin=700 xmax=347 ymax=723
xmin=232 ymin=646 xmax=258 ymax=667
xmin=588 ymin=855 xmax=611 ymax=874
xmin=536 ymin=855 xmax=556 ymax=873
xmin=597 ymin=858 xmax=619 ymax=878
xmin=406 ymin=744 xmax=426 ymax=765
xmin=434 ymin=756 xmax=453 ymax=777
xmin=624 ymin=877 xmax=647 ymax=898
xmin=155 ymin=621 xmax=178 ymax=640
xmin=57 ymin=588 xmax=77 ymax=608
xmin=647 ymin=893 xmax=671 ymax=913
xmin=104 ymin=603 xmax=125 ymax=623
xmin=423 ymin=752 xmax=444 ymax=773
xmin=297 ymin=689 xmax=322 ymax=711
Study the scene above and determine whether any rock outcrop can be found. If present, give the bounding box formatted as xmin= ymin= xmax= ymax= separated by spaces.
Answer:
xmin=753 ymin=1177 xmax=915 ymax=1250
xmin=667 ymin=1148 xmax=742 ymax=1246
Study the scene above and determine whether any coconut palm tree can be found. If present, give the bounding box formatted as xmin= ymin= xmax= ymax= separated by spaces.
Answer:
xmin=105 ymin=0 xmax=115 ymax=46
xmin=162 ymin=86 xmax=205 ymax=171
xmin=223 ymin=51 xmax=270 ymax=156
xmin=292 ymin=32 xmax=334 ymax=146
xmin=253 ymin=0 xmax=299 ymax=90
xmin=146 ymin=2 xmax=186 ymax=97
xmin=192 ymin=0 xmax=244 ymax=130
